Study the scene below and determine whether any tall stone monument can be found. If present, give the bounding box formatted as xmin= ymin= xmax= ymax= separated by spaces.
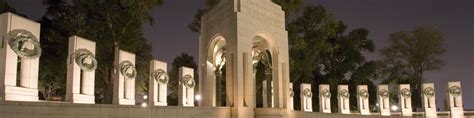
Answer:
xmin=319 ymin=84 xmax=331 ymax=113
xmin=112 ymin=50 xmax=136 ymax=105
xmin=377 ymin=85 xmax=390 ymax=116
xmin=66 ymin=36 xmax=97 ymax=104
xmin=149 ymin=60 xmax=168 ymax=106
xmin=399 ymin=84 xmax=412 ymax=116
xmin=338 ymin=85 xmax=350 ymax=114
xmin=179 ymin=67 xmax=195 ymax=107
xmin=357 ymin=85 xmax=370 ymax=115
xmin=199 ymin=0 xmax=289 ymax=117
xmin=262 ymin=80 xmax=274 ymax=107
xmin=447 ymin=81 xmax=464 ymax=118
xmin=422 ymin=83 xmax=437 ymax=117
xmin=0 ymin=12 xmax=41 ymax=101
xmin=300 ymin=83 xmax=312 ymax=112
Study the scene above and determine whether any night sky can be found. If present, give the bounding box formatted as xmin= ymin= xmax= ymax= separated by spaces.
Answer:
xmin=5 ymin=0 xmax=474 ymax=109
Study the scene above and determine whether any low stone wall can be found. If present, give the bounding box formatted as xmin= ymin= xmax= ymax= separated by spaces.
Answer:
xmin=1 ymin=101 xmax=473 ymax=118
xmin=0 ymin=101 xmax=230 ymax=118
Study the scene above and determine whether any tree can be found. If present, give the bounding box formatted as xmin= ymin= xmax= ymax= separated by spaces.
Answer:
xmin=380 ymin=25 xmax=446 ymax=110
xmin=167 ymin=53 xmax=199 ymax=106
xmin=288 ymin=5 xmax=376 ymax=111
xmin=188 ymin=0 xmax=303 ymax=33
xmin=40 ymin=0 xmax=162 ymax=103
xmin=0 ymin=0 xmax=16 ymax=13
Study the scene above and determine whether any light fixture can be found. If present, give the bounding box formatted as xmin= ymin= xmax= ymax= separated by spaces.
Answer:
xmin=391 ymin=105 xmax=399 ymax=111
xmin=141 ymin=103 xmax=147 ymax=107
xmin=143 ymin=95 xmax=148 ymax=100
xmin=196 ymin=94 xmax=202 ymax=101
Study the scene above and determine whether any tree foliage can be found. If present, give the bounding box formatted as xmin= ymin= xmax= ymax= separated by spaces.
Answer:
xmin=379 ymin=25 xmax=446 ymax=110
xmin=167 ymin=53 xmax=199 ymax=106
xmin=40 ymin=0 xmax=162 ymax=103
xmin=288 ymin=5 xmax=376 ymax=112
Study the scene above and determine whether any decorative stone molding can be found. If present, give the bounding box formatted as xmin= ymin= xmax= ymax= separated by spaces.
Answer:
xmin=447 ymin=81 xmax=464 ymax=118
xmin=319 ymin=84 xmax=331 ymax=113
xmin=300 ymin=84 xmax=312 ymax=112
xmin=422 ymin=83 xmax=437 ymax=117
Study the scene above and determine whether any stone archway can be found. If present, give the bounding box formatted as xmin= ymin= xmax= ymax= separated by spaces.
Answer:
xmin=250 ymin=34 xmax=280 ymax=108
xmin=203 ymin=35 xmax=229 ymax=106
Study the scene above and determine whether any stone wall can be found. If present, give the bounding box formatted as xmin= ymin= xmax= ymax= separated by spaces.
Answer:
xmin=1 ymin=101 xmax=473 ymax=118
xmin=0 ymin=101 xmax=230 ymax=118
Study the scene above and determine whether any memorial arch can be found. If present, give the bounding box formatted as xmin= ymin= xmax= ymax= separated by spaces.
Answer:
xmin=199 ymin=0 xmax=290 ymax=117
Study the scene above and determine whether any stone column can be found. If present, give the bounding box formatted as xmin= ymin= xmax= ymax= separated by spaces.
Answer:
xmin=288 ymin=83 xmax=294 ymax=110
xmin=66 ymin=36 xmax=96 ymax=104
xmin=399 ymin=84 xmax=412 ymax=116
xmin=112 ymin=50 xmax=136 ymax=105
xmin=0 ymin=12 xmax=40 ymax=101
xmin=422 ymin=83 xmax=437 ymax=118
xmin=319 ymin=84 xmax=331 ymax=113
xmin=357 ymin=85 xmax=370 ymax=115
xmin=338 ymin=85 xmax=350 ymax=114
xmin=378 ymin=85 xmax=390 ymax=116
xmin=149 ymin=60 xmax=168 ymax=106
xmin=262 ymin=80 xmax=274 ymax=107
xmin=300 ymin=83 xmax=312 ymax=112
xmin=179 ymin=67 xmax=195 ymax=107
xmin=447 ymin=81 xmax=464 ymax=118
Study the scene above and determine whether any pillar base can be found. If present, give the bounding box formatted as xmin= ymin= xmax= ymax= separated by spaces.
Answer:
xmin=450 ymin=107 xmax=464 ymax=118
xmin=115 ymin=98 xmax=135 ymax=105
xmin=154 ymin=102 xmax=167 ymax=106
xmin=1 ymin=85 xmax=38 ymax=101
xmin=68 ymin=93 xmax=95 ymax=104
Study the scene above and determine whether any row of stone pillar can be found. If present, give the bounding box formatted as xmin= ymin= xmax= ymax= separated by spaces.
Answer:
xmin=291 ymin=81 xmax=464 ymax=117
xmin=0 ymin=12 xmax=197 ymax=107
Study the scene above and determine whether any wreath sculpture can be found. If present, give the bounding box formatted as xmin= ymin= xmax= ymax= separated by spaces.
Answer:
xmin=289 ymin=88 xmax=294 ymax=97
xmin=183 ymin=74 xmax=195 ymax=88
xmin=340 ymin=89 xmax=350 ymax=99
xmin=303 ymin=88 xmax=312 ymax=98
xmin=8 ymin=29 xmax=42 ymax=59
xmin=423 ymin=87 xmax=435 ymax=98
xmin=379 ymin=89 xmax=389 ymax=98
xmin=151 ymin=69 xmax=169 ymax=84
xmin=320 ymin=89 xmax=331 ymax=98
xmin=400 ymin=88 xmax=411 ymax=99
xmin=119 ymin=61 xmax=137 ymax=80
xmin=74 ymin=49 xmax=97 ymax=72
xmin=449 ymin=86 xmax=462 ymax=97
xmin=359 ymin=89 xmax=369 ymax=99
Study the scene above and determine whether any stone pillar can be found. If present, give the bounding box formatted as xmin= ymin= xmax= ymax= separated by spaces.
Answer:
xmin=300 ymin=83 xmax=312 ymax=112
xmin=447 ymin=81 xmax=464 ymax=118
xmin=422 ymin=83 xmax=437 ymax=118
xmin=338 ymin=85 xmax=350 ymax=114
xmin=262 ymin=80 xmax=274 ymax=107
xmin=0 ymin=12 xmax=41 ymax=101
xmin=66 ymin=36 xmax=96 ymax=104
xmin=399 ymin=84 xmax=412 ymax=116
xmin=288 ymin=83 xmax=294 ymax=110
xmin=377 ymin=85 xmax=390 ymax=116
xmin=149 ymin=60 xmax=168 ymax=106
xmin=112 ymin=50 xmax=136 ymax=105
xmin=319 ymin=84 xmax=331 ymax=113
xmin=179 ymin=67 xmax=195 ymax=107
xmin=357 ymin=85 xmax=370 ymax=115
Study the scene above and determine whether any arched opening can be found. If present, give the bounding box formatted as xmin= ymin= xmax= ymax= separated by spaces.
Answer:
xmin=207 ymin=35 xmax=228 ymax=106
xmin=252 ymin=34 xmax=278 ymax=108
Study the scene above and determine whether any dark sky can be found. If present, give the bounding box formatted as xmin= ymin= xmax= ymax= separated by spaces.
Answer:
xmin=6 ymin=0 xmax=474 ymax=109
